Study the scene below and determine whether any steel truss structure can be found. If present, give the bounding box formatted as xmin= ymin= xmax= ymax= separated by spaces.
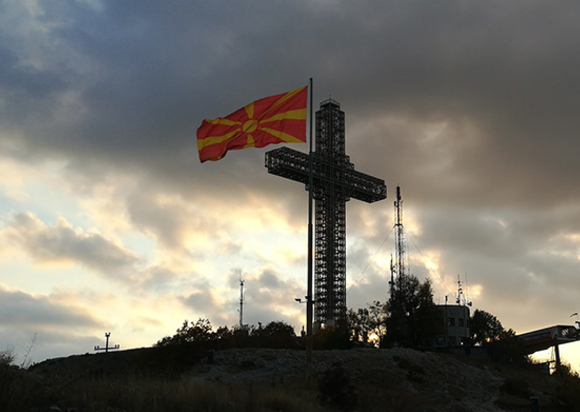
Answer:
xmin=266 ymin=99 xmax=386 ymax=329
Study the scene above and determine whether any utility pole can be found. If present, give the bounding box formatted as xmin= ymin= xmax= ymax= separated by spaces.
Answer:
xmin=239 ymin=277 xmax=245 ymax=329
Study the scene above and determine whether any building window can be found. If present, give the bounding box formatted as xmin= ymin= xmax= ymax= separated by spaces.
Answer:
xmin=448 ymin=318 xmax=455 ymax=327
xmin=459 ymin=318 xmax=465 ymax=327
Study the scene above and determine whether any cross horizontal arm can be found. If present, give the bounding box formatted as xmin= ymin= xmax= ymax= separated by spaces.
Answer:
xmin=265 ymin=147 xmax=387 ymax=203
xmin=265 ymin=146 xmax=310 ymax=184
xmin=347 ymin=168 xmax=387 ymax=203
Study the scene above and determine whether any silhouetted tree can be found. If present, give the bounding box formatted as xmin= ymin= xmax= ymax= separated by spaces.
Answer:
xmin=385 ymin=275 xmax=441 ymax=349
xmin=413 ymin=279 xmax=442 ymax=349
xmin=248 ymin=321 xmax=298 ymax=348
xmin=0 ymin=349 xmax=15 ymax=366
xmin=214 ymin=325 xmax=234 ymax=341
xmin=347 ymin=308 xmax=370 ymax=344
xmin=347 ymin=301 xmax=387 ymax=345
xmin=262 ymin=321 xmax=295 ymax=336
xmin=469 ymin=309 xmax=528 ymax=363
xmin=470 ymin=309 xmax=505 ymax=346
xmin=156 ymin=318 xmax=214 ymax=347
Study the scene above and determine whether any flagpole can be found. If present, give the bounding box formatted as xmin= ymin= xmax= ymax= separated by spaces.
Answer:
xmin=306 ymin=77 xmax=314 ymax=382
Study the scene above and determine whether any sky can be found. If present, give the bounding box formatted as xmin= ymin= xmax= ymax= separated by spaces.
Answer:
xmin=1 ymin=0 xmax=580 ymax=368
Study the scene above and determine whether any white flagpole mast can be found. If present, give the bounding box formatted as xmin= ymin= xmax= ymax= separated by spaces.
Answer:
xmin=306 ymin=77 xmax=314 ymax=381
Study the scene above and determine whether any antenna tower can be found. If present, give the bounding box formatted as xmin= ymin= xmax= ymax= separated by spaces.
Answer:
xmin=455 ymin=275 xmax=471 ymax=307
xmin=392 ymin=186 xmax=408 ymax=294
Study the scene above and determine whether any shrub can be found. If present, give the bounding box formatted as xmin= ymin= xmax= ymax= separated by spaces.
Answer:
xmin=0 ymin=348 xmax=15 ymax=366
xmin=552 ymin=363 xmax=580 ymax=412
xmin=318 ymin=362 xmax=358 ymax=411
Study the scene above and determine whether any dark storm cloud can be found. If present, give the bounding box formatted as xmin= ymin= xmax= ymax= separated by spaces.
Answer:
xmin=243 ymin=269 xmax=303 ymax=307
xmin=180 ymin=289 xmax=232 ymax=327
xmin=0 ymin=45 xmax=65 ymax=99
xmin=3 ymin=0 xmax=579 ymax=193
xmin=0 ymin=287 xmax=100 ymax=329
xmin=225 ymin=268 xmax=304 ymax=328
xmin=0 ymin=0 xmax=315 ymax=168
xmin=3 ymin=0 xmax=580 ymax=344
xmin=7 ymin=213 xmax=139 ymax=275
xmin=181 ymin=291 xmax=217 ymax=313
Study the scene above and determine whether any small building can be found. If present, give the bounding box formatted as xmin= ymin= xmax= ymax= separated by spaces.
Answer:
xmin=434 ymin=304 xmax=470 ymax=348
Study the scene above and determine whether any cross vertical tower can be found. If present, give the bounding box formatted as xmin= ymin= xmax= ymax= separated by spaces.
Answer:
xmin=314 ymin=99 xmax=349 ymax=328
xmin=265 ymin=98 xmax=387 ymax=329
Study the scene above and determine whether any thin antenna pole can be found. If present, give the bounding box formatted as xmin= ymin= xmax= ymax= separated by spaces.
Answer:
xmin=464 ymin=272 xmax=469 ymax=304
xmin=306 ymin=77 xmax=314 ymax=382
xmin=239 ymin=277 xmax=245 ymax=329
xmin=389 ymin=254 xmax=395 ymax=298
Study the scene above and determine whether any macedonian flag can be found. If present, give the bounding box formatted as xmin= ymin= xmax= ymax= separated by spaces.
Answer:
xmin=197 ymin=86 xmax=307 ymax=163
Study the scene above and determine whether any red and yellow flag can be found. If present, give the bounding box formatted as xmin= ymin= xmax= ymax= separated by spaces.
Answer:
xmin=197 ymin=86 xmax=307 ymax=163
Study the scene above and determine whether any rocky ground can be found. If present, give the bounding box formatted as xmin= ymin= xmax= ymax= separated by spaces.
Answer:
xmin=186 ymin=347 xmax=543 ymax=412
xmin=27 ymin=346 xmax=572 ymax=412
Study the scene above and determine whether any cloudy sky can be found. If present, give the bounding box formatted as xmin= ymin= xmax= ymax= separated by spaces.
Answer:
xmin=2 ymin=0 xmax=580 ymax=367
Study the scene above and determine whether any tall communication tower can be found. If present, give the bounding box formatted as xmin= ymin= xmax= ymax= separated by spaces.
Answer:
xmin=391 ymin=186 xmax=408 ymax=294
xmin=386 ymin=186 xmax=412 ymax=346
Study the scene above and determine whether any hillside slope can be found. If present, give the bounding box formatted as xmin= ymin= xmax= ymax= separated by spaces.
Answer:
xmin=23 ymin=346 xmax=577 ymax=412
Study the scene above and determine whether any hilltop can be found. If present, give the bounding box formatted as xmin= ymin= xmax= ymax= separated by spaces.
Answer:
xmin=4 ymin=345 xmax=575 ymax=412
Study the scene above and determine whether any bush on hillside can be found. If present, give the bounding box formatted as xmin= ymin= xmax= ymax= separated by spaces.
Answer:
xmin=156 ymin=319 xmax=300 ymax=350
xmin=318 ymin=362 xmax=358 ymax=411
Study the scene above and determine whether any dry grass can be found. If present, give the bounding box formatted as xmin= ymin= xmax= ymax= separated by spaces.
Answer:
xmin=8 ymin=346 xmax=580 ymax=412
xmin=1 ymin=363 xmax=326 ymax=412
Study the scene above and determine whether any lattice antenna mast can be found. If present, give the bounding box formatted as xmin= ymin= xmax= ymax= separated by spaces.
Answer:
xmin=456 ymin=275 xmax=463 ymax=305
xmin=393 ymin=186 xmax=407 ymax=290
xmin=456 ymin=275 xmax=472 ymax=307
